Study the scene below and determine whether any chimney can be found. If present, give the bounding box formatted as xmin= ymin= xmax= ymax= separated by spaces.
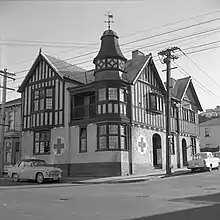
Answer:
xmin=132 ymin=50 xmax=145 ymax=65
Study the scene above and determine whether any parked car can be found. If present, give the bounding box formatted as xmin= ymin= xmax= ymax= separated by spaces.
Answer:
xmin=3 ymin=164 xmax=13 ymax=175
xmin=212 ymin=151 xmax=220 ymax=159
xmin=187 ymin=152 xmax=220 ymax=172
xmin=7 ymin=159 xmax=62 ymax=184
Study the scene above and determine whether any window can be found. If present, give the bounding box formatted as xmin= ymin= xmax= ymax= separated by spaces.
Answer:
xmin=8 ymin=110 xmax=15 ymax=130
xmin=97 ymin=124 xmax=127 ymax=150
xmin=191 ymin=137 xmax=197 ymax=155
xmin=205 ymin=127 xmax=210 ymax=137
xmin=149 ymin=93 xmax=163 ymax=113
xmin=79 ymin=127 xmax=87 ymax=152
xmin=108 ymin=88 xmax=118 ymax=100
xmin=170 ymin=135 xmax=175 ymax=155
xmin=33 ymin=87 xmax=53 ymax=111
xmin=182 ymin=108 xmax=189 ymax=121
xmin=189 ymin=110 xmax=196 ymax=123
xmin=98 ymin=88 xmax=106 ymax=101
xmin=34 ymin=130 xmax=51 ymax=154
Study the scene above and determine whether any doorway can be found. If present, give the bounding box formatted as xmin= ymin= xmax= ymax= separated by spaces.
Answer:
xmin=182 ymin=138 xmax=188 ymax=166
xmin=152 ymin=134 xmax=162 ymax=168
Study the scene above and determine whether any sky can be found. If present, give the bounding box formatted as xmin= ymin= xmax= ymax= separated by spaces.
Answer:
xmin=0 ymin=0 xmax=220 ymax=111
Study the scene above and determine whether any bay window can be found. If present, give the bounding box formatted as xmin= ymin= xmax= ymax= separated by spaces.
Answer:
xmin=97 ymin=124 xmax=128 ymax=150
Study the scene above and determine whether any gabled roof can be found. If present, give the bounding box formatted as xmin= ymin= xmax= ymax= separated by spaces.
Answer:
xmin=126 ymin=54 xmax=151 ymax=83
xmin=171 ymin=76 xmax=203 ymax=111
xmin=126 ymin=54 xmax=166 ymax=94
xmin=18 ymin=51 xmax=87 ymax=92
xmin=199 ymin=117 xmax=220 ymax=126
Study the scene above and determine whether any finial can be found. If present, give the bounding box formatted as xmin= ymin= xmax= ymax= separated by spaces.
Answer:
xmin=104 ymin=10 xmax=114 ymax=30
xmin=39 ymin=48 xmax=42 ymax=54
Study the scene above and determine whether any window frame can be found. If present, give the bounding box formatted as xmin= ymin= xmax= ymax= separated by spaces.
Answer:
xmin=33 ymin=130 xmax=51 ymax=155
xmin=170 ymin=134 xmax=175 ymax=155
xmin=79 ymin=126 xmax=87 ymax=153
xmin=97 ymin=123 xmax=128 ymax=151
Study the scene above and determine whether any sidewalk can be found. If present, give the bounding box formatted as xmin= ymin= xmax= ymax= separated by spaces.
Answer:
xmin=63 ymin=167 xmax=191 ymax=184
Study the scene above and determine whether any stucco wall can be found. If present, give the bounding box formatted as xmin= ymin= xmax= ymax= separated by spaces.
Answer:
xmin=200 ymin=125 xmax=220 ymax=149
xmin=131 ymin=126 xmax=166 ymax=175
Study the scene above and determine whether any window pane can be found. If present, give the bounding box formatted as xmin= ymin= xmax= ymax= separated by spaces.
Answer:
xmin=34 ymin=142 xmax=40 ymax=154
xmin=98 ymin=105 xmax=101 ymax=114
xmin=80 ymin=139 xmax=86 ymax=152
xmin=121 ymin=137 xmax=126 ymax=149
xmin=99 ymin=137 xmax=107 ymax=149
xmin=120 ymin=89 xmax=125 ymax=102
xmin=108 ymin=88 xmax=118 ymax=100
xmin=80 ymin=128 xmax=86 ymax=138
xmin=35 ymin=133 xmax=40 ymax=141
xmin=114 ymin=104 xmax=118 ymax=113
xmin=40 ymin=99 xmax=44 ymax=109
xmin=98 ymin=88 xmax=106 ymax=101
xmin=40 ymin=142 xmax=45 ymax=153
xmin=35 ymin=90 xmax=39 ymax=99
xmin=109 ymin=136 xmax=119 ymax=149
xmin=99 ymin=125 xmax=107 ymax=135
xmin=46 ymin=88 xmax=53 ymax=97
xmin=103 ymin=104 xmax=106 ymax=114
xmin=109 ymin=125 xmax=118 ymax=134
xmin=108 ymin=103 xmax=112 ymax=113
xmin=120 ymin=125 xmax=125 ymax=135
xmin=46 ymin=98 xmax=52 ymax=109
xmin=40 ymin=89 xmax=44 ymax=98
xmin=34 ymin=100 xmax=39 ymax=111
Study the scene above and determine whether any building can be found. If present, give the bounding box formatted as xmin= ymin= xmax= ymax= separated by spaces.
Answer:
xmin=199 ymin=118 xmax=220 ymax=152
xmin=200 ymin=109 xmax=217 ymax=118
xmin=0 ymin=98 xmax=22 ymax=165
xmin=18 ymin=25 xmax=202 ymax=177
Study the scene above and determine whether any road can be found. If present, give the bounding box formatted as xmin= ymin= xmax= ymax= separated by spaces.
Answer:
xmin=1 ymin=170 xmax=220 ymax=220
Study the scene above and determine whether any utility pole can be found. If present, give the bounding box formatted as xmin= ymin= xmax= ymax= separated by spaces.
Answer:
xmin=158 ymin=47 xmax=180 ymax=175
xmin=0 ymin=69 xmax=15 ymax=178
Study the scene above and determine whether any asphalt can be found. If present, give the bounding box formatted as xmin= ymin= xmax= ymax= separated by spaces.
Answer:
xmin=0 ymin=167 xmax=191 ymax=188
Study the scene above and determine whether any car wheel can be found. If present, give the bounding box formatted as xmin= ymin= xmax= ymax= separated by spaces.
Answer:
xmin=12 ymin=173 xmax=19 ymax=182
xmin=191 ymin=168 xmax=196 ymax=173
xmin=36 ymin=173 xmax=44 ymax=184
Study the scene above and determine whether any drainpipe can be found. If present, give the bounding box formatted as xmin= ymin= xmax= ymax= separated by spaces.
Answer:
xmin=128 ymin=84 xmax=133 ymax=175
xmin=176 ymin=103 xmax=181 ymax=168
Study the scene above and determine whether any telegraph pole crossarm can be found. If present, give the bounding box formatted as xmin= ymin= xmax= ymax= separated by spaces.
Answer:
xmin=158 ymin=46 xmax=180 ymax=175
xmin=0 ymin=69 xmax=16 ymax=178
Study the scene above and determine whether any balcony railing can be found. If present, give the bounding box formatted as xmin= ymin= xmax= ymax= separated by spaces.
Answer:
xmin=72 ymin=104 xmax=96 ymax=120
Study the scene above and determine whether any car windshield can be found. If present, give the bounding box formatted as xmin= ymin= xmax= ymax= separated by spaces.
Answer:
xmin=192 ymin=153 xmax=208 ymax=160
xmin=32 ymin=160 xmax=47 ymax=167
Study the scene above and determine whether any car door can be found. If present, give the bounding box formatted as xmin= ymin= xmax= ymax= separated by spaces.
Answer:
xmin=19 ymin=161 xmax=31 ymax=179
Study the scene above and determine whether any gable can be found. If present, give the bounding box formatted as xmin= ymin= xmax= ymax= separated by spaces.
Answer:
xmin=135 ymin=58 xmax=166 ymax=94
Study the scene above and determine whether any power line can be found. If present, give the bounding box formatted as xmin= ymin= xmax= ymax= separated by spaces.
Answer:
xmin=180 ymin=48 xmax=220 ymax=90
xmin=13 ymin=23 xmax=220 ymax=78
xmin=3 ymin=10 xmax=220 ymax=69
xmin=173 ymin=61 xmax=220 ymax=99
xmin=120 ymin=8 xmax=220 ymax=38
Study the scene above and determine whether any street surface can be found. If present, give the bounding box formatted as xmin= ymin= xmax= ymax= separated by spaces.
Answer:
xmin=1 ymin=170 xmax=220 ymax=220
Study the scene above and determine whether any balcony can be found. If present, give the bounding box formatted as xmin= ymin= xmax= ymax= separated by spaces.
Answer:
xmin=72 ymin=104 xmax=96 ymax=120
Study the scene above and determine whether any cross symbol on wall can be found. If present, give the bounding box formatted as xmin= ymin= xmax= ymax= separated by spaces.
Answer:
xmin=54 ymin=138 xmax=65 ymax=154
xmin=138 ymin=137 xmax=146 ymax=152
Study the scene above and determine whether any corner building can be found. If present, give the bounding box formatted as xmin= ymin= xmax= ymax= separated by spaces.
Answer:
xmin=18 ymin=26 xmax=202 ymax=177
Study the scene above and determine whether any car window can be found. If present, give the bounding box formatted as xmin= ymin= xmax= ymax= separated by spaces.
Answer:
xmin=33 ymin=160 xmax=47 ymax=167
xmin=193 ymin=154 xmax=208 ymax=160
xmin=19 ymin=161 xmax=32 ymax=168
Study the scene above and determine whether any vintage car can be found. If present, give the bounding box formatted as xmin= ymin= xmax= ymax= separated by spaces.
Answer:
xmin=187 ymin=152 xmax=220 ymax=172
xmin=212 ymin=151 xmax=220 ymax=159
xmin=7 ymin=159 xmax=62 ymax=184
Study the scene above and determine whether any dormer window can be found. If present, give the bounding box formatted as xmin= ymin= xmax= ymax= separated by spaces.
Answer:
xmin=149 ymin=92 xmax=163 ymax=114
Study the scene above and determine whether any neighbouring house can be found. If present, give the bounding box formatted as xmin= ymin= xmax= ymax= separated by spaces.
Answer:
xmin=199 ymin=118 xmax=220 ymax=152
xmin=18 ymin=25 xmax=203 ymax=177
xmin=200 ymin=109 xmax=217 ymax=118
xmin=0 ymin=98 xmax=22 ymax=165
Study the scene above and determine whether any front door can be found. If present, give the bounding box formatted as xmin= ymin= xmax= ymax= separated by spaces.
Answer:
xmin=152 ymin=134 xmax=162 ymax=168
xmin=182 ymin=139 xmax=188 ymax=166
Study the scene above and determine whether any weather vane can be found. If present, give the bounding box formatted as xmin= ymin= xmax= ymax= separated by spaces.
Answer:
xmin=104 ymin=10 xmax=114 ymax=30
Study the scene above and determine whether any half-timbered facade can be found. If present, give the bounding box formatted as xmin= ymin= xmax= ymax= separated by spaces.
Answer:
xmin=0 ymin=98 xmax=22 ymax=165
xmin=19 ymin=27 xmax=202 ymax=177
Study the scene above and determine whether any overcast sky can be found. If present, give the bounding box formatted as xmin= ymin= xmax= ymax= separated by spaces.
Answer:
xmin=0 ymin=0 xmax=220 ymax=111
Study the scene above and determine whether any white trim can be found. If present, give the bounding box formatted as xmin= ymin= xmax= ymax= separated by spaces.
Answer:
xmin=132 ymin=55 xmax=151 ymax=84
xmin=180 ymin=77 xmax=191 ymax=102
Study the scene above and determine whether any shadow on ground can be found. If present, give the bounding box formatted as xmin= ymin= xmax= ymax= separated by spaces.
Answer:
xmin=128 ymin=192 xmax=220 ymax=220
